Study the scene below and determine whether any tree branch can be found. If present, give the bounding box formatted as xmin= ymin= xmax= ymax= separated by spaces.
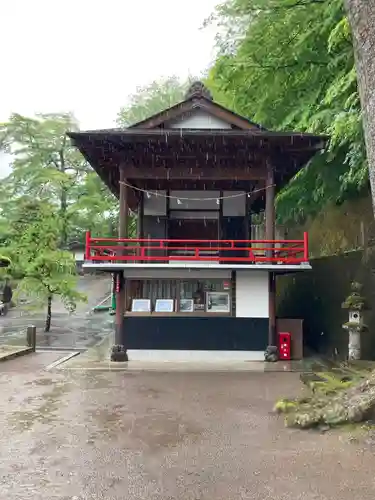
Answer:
xmin=228 ymin=59 xmax=328 ymax=69
xmin=245 ymin=0 xmax=327 ymax=11
xmin=277 ymin=0 xmax=326 ymax=8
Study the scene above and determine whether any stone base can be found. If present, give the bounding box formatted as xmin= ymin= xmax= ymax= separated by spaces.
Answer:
xmin=110 ymin=344 xmax=128 ymax=362
xmin=264 ymin=345 xmax=279 ymax=362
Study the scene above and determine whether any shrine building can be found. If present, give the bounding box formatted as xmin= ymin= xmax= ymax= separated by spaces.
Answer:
xmin=67 ymin=81 xmax=327 ymax=362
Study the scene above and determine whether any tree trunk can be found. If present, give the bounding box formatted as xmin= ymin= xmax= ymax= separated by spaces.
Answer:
xmin=45 ymin=295 xmax=52 ymax=332
xmin=344 ymin=1 xmax=375 ymax=216
xmin=348 ymin=329 xmax=361 ymax=360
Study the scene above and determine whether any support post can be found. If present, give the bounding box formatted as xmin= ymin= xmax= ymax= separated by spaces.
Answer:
xmin=303 ymin=232 xmax=309 ymax=262
xmin=268 ymin=272 xmax=276 ymax=345
xmin=26 ymin=325 xmax=36 ymax=352
xmin=85 ymin=231 xmax=91 ymax=261
xmin=265 ymin=162 xmax=278 ymax=360
xmin=265 ymin=162 xmax=275 ymax=252
xmin=111 ymin=166 xmax=129 ymax=362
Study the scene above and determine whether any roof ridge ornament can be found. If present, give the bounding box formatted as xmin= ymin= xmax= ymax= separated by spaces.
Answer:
xmin=185 ymin=81 xmax=213 ymax=101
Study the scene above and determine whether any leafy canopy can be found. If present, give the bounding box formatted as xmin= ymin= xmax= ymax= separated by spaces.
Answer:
xmin=117 ymin=76 xmax=195 ymax=127
xmin=4 ymin=200 xmax=86 ymax=314
xmin=206 ymin=0 xmax=366 ymax=224
xmin=0 ymin=113 xmax=119 ymax=246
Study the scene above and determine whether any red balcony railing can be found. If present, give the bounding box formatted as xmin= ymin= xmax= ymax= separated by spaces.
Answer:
xmin=85 ymin=232 xmax=309 ymax=265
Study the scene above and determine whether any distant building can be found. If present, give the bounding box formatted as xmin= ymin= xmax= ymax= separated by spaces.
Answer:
xmin=68 ymin=242 xmax=85 ymax=274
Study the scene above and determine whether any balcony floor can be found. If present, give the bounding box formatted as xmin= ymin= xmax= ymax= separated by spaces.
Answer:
xmin=83 ymin=261 xmax=311 ymax=275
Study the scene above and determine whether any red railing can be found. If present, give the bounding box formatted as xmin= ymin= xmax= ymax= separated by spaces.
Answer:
xmin=85 ymin=232 xmax=309 ymax=265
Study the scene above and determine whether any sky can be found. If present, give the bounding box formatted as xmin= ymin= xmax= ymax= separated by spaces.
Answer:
xmin=0 ymin=0 xmax=219 ymax=178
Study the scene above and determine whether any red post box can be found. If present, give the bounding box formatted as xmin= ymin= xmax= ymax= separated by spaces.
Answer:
xmin=278 ymin=332 xmax=291 ymax=360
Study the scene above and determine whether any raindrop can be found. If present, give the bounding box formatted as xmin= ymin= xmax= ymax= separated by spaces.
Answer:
xmin=216 ymin=199 xmax=220 ymax=205
xmin=177 ymin=199 xmax=182 ymax=205
xmin=146 ymin=192 xmax=151 ymax=199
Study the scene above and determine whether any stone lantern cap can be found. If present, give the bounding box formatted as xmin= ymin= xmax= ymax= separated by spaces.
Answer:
xmin=342 ymin=282 xmax=368 ymax=332
xmin=341 ymin=281 xmax=368 ymax=311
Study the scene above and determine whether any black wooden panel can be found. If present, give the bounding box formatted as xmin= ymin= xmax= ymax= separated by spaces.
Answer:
xmin=220 ymin=216 xmax=247 ymax=262
xmin=122 ymin=316 xmax=268 ymax=351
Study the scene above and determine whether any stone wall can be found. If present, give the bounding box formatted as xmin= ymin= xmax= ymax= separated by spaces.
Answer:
xmin=284 ymin=196 xmax=375 ymax=258
xmin=277 ymin=249 xmax=375 ymax=359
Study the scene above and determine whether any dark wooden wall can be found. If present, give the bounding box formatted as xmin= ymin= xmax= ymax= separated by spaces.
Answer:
xmin=121 ymin=316 xmax=268 ymax=351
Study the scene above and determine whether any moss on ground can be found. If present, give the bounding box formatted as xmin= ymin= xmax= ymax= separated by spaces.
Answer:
xmin=275 ymin=364 xmax=375 ymax=430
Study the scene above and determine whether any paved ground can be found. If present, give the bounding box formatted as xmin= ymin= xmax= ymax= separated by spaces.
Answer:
xmin=0 ymin=345 xmax=32 ymax=360
xmin=0 ymin=275 xmax=112 ymax=349
xmin=1 ymin=353 xmax=375 ymax=499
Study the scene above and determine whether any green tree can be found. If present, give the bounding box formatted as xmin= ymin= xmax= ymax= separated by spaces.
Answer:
xmin=4 ymin=201 xmax=86 ymax=331
xmin=0 ymin=113 xmax=118 ymax=246
xmin=117 ymin=76 xmax=194 ymax=127
xmin=68 ymin=172 xmax=119 ymax=242
xmin=206 ymin=0 xmax=366 ymax=224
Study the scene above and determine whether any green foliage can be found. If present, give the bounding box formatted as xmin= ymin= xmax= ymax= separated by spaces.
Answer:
xmin=206 ymin=0 xmax=367 ymax=224
xmin=3 ymin=201 xmax=86 ymax=325
xmin=0 ymin=113 xmax=118 ymax=246
xmin=116 ymin=76 xmax=195 ymax=127
xmin=0 ymin=255 xmax=11 ymax=268
xmin=274 ymin=398 xmax=298 ymax=414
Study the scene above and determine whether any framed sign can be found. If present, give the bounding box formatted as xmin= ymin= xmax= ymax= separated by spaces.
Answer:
xmin=206 ymin=292 xmax=230 ymax=313
xmin=179 ymin=299 xmax=194 ymax=313
xmin=155 ymin=299 xmax=174 ymax=313
xmin=131 ymin=299 xmax=151 ymax=312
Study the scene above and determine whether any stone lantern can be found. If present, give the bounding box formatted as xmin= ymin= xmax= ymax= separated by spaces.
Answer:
xmin=342 ymin=282 xmax=368 ymax=360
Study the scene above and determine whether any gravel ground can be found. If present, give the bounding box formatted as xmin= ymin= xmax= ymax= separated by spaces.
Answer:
xmin=1 ymin=354 xmax=375 ymax=499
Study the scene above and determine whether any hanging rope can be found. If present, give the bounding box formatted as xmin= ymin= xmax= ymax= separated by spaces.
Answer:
xmin=119 ymin=180 xmax=274 ymax=202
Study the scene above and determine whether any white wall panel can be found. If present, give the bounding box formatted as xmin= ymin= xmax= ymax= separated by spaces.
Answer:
xmin=143 ymin=191 xmax=167 ymax=215
xmin=169 ymin=109 xmax=231 ymax=129
xmin=236 ymin=270 xmax=269 ymax=318
xmin=170 ymin=190 xmax=220 ymax=210
xmin=223 ymin=191 xmax=246 ymax=216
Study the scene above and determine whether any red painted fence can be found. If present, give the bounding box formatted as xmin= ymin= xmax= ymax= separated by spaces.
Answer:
xmin=85 ymin=232 xmax=309 ymax=265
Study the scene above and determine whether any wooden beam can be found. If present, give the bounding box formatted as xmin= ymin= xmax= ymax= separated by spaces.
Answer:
xmin=265 ymin=161 xmax=276 ymax=348
xmin=199 ymin=100 xmax=260 ymax=131
xmin=130 ymin=98 xmax=260 ymax=131
xmin=118 ymin=167 xmax=128 ymax=241
xmin=114 ymin=166 xmax=128 ymax=353
xmin=265 ymin=163 xmax=275 ymax=241
xmin=122 ymin=166 xmax=267 ymax=181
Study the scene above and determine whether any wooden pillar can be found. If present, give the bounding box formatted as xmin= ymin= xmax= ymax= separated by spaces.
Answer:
xmin=265 ymin=162 xmax=275 ymax=244
xmin=118 ymin=167 xmax=128 ymax=244
xmin=111 ymin=166 xmax=129 ymax=362
xmin=138 ymin=191 xmax=144 ymax=239
xmin=265 ymin=162 xmax=277 ymax=348
xmin=268 ymin=272 xmax=276 ymax=346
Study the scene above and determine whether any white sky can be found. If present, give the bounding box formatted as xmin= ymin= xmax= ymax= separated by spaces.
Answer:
xmin=0 ymin=0 xmax=219 ymax=177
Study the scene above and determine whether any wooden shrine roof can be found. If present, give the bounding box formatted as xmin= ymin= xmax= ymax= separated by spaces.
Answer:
xmin=129 ymin=81 xmax=264 ymax=131
xmin=67 ymin=82 xmax=327 ymax=209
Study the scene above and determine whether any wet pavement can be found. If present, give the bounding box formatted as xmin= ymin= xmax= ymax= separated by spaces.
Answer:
xmin=1 ymin=354 xmax=375 ymax=499
xmin=0 ymin=275 xmax=113 ymax=349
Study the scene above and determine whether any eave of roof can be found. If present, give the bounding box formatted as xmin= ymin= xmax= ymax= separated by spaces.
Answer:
xmin=68 ymin=128 xmax=327 ymax=147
